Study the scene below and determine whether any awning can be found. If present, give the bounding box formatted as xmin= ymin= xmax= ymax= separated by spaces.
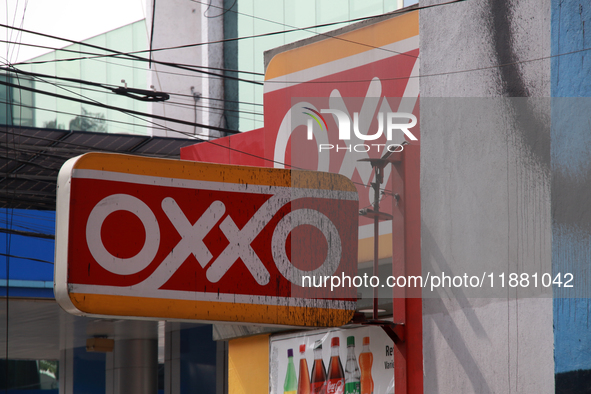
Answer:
xmin=0 ymin=125 xmax=200 ymax=210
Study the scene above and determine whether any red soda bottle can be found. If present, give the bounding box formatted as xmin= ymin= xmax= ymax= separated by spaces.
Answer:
xmin=310 ymin=340 xmax=327 ymax=394
xmin=298 ymin=344 xmax=311 ymax=394
xmin=325 ymin=337 xmax=345 ymax=394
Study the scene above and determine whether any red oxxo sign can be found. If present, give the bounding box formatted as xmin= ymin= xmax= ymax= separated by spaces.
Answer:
xmin=54 ymin=153 xmax=358 ymax=327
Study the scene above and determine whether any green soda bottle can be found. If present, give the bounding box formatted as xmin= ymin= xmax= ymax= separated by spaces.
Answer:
xmin=344 ymin=336 xmax=361 ymax=394
xmin=284 ymin=348 xmax=298 ymax=394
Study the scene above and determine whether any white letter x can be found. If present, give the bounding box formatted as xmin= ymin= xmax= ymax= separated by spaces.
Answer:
xmin=138 ymin=197 xmax=225 ymax=290
xmin=205 ymin=193 xmax=290 ymax=286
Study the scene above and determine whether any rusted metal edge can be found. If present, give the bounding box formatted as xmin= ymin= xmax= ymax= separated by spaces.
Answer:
xmin=351 ymin=312 xmax=406 ymax=344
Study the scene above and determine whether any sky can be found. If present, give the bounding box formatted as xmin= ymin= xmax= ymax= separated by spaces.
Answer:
xmin=1 ymin=0 xmax=146 ymax=64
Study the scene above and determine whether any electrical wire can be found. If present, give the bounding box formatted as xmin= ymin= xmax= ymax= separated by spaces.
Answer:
xmin=3 ymin=1 xmax=10 ymax=383
xmin=9 ymin=0 xmax=580 ymax=89
xmin=6 ymin=0 xmax=21 ymax=63
xmin=0 ymin=252 xmax=53 ymax=263
xmin=170 ymin=92 xmax=263 ymax=107
xmin=190 ymin=0 xmax=417 ymax=59
xmin=204 ymin=0 xmax=236 ymax=18
xmin=149 ymin=0 xmax=156 ymax=68
xmin=9 ymin=67 xmax=265 ymax=116
xmin=0 ymin=22 xmax=264 ymax=86
xmin=2 ymin=64 xmax=266 ymax=122
xmin=0 ymin=65 xmax=113 ymax=90
xmin=159 ymin=99 xmax=263 ymax=116
xmin=4 ymin=0 xmax=465 ymax=71
xmin=0 ymin=121 xmax=393 ymax=199
xmin=8 ymin=27 xmax=583 ymax=93
xmin=3 ymin=2 xmax=447 ymax=71
xmin=2 ymin=97 xmax=261 ymax=139
xmin=0 ymin=66 xmax=265 ymax=124
xmin=0 ymin=0 xmax=29 ymax=370
xmin=9 ymin=0 xmax=28 ymax=64
xmin=0 ymin=38 xmax=265 ymax=77
xmin=0 ymin=65 xmax=400 ymax=194
xmin=0 ymin=77 xmax=243 ymax=136
xmin=0 ymin=214 xmax=55 ymax=234
xmin=3 ymin=61 xmax=266 ymax=159
xmin=0 ymin=76 xmax=299 ymax=182
xmin=0 ymin=2 xmax=483 ymax=196
xmin=17 ymin=66 xmax=262 ymax=138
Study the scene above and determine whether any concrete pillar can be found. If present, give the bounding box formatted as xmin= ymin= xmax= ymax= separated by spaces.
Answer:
xmin=112 ymin=338 xmax=158 ymax=394
xmin=58 ymin=347 xmax=74 ymax=394
xmin=164 ymin=323 xmax=181 ymax=394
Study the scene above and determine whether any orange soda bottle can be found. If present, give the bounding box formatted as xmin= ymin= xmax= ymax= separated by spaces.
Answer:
xmin=298 ymin=344 xmax=311 ymax=394
xmin=359 ymin=337 xmax=373 ymax=394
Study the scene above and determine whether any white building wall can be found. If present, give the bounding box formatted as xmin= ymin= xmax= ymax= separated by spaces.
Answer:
xmin=147 ymin=0 xmax=225 ymax=139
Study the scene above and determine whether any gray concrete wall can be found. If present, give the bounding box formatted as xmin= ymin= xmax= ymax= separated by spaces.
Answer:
xmin=147 ymin=0 xmax=225 ymax=138
xmin=420 ymin=0 xmax=554 ymax=392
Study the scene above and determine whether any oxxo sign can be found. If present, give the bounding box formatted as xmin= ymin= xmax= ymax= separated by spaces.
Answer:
xmin=55 ymin=153 xmax=358 ymax=327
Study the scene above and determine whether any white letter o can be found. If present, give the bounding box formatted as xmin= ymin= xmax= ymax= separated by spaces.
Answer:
xmin=271 ymin=209 xmax=342 ymax=285
xmin=86 ymin=194 xmax=160 ymax=275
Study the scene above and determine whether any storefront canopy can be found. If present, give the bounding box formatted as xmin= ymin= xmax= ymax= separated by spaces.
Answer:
xmin=0 ymin=126 xmax=199 ymax=210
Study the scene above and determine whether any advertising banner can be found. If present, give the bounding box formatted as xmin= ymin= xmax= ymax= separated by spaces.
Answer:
xmin=263 ymin=12 xmax=419 ymax=263
xmin=270 ymin=326 xmax=395 ymax=394
xmin=54 ymin=152 xmax=358 ymax=326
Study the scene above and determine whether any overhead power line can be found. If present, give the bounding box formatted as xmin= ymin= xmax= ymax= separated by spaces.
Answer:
xmin=0 ymin=78 xmax=242 ymax=136
xmin=10 ymin=0 xmax=560 ymax=91
xmin=3 ymin=97 xmax=260 ymax=139
xmin=4 ymin=1 xmax=470 ymax=71
xmin=2 ymin=38 xmax=265 ymax=77
xmin=1 ymin=66 xmax=265 ymax=119
xmin=0 ymin=1 xmax=476 ymax=197
xmin=0 ymin=252 xmax=54 ymax=264
xmin=1 ymin=72 xmax=264 ymax=126
xmin=0 ymin=22 xmax=264 ymax=86
xmin=190 ymin=0 xmax=416 ymax=58
xmin=0 ymin=65 xmax=113 ymax=90
xmin=0 ymin=228 xmax=54 ymax=240
xmin=0 ymin=99 xmax=394 ymax=200
xmin=4 ymin=64 xmax=263 ymax=145
xmin=0 ymin=99 xmax=175 ymax=135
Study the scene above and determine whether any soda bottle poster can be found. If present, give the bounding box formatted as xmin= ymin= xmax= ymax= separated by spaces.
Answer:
xmin=270 ymin=326 xmax=395 ymax=394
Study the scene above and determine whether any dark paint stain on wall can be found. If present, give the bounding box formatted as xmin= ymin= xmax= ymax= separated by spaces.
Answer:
xmin=486 ymin=0 xmax=551 ymax=171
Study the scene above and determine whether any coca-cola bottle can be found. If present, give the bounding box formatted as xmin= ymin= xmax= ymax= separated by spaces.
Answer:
xmin=298 ymin=344 xmax=311 ymax=394
xmin=326 ymin=337 xmax=345 ymax=394
xmin=310 ymin=340 xmax=327 ymax=394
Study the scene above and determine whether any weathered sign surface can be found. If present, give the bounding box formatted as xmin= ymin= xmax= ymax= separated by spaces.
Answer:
xmin=54 ymin=153 xmax=358 ymax=326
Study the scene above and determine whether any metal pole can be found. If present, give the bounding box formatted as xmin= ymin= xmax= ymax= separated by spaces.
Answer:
xmin=113 ymin=338 xmax=158 ymax=394
xmin=372 ymin=166 xmax=382 ymax=320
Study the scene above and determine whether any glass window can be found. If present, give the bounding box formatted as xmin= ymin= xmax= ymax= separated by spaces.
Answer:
xmin=1 ymin=21 xmax=148 ymax=135
xmin=0 ymin=360 xmax=59 ymax=391
xmin=225 ymin=0 xmax=402 ymax=132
